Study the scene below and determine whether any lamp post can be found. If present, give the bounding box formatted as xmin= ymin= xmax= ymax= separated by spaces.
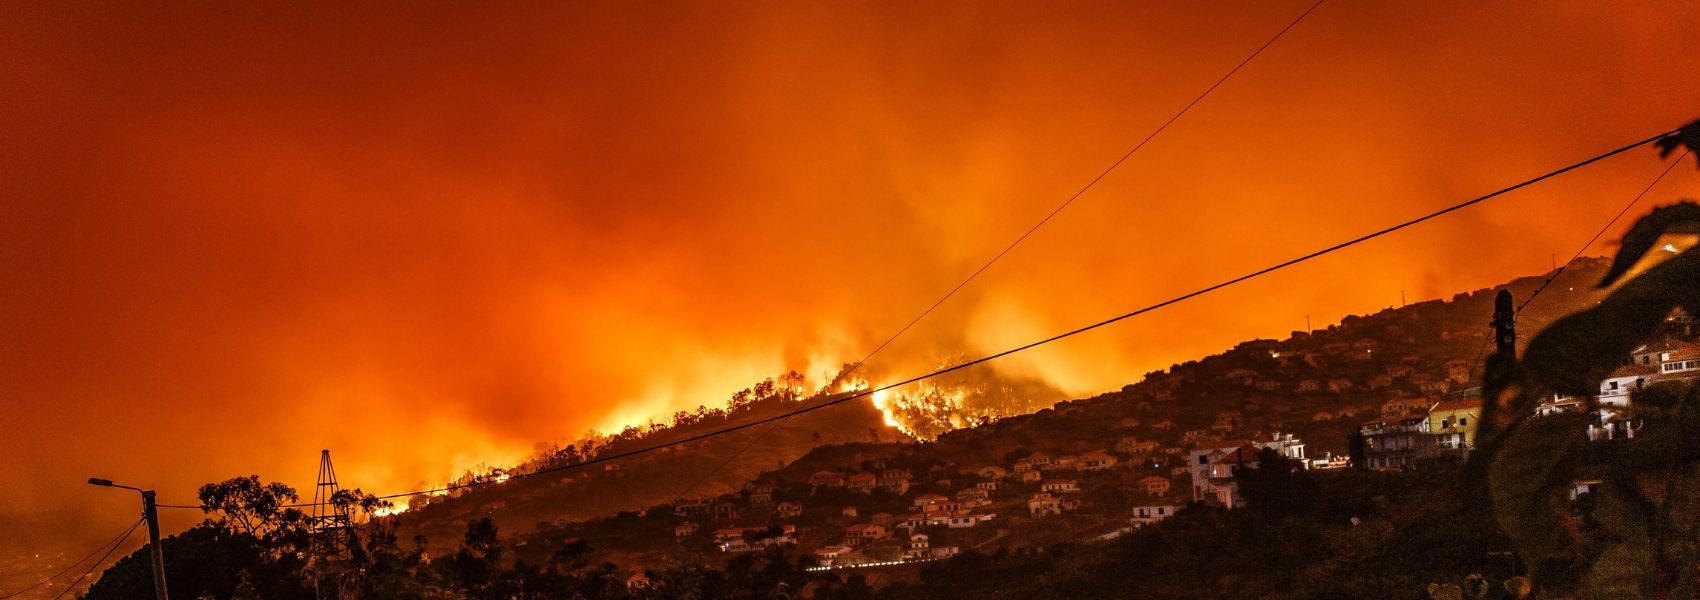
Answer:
xmin=88 ymin=477 xmax=170 ymax=600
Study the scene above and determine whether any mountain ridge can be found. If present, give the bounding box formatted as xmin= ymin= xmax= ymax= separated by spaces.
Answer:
xmin=384 ymin=257 xmax=1617 ymax=567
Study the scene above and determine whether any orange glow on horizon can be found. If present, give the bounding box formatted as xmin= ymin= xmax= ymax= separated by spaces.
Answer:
xmin=3 ymin=0 xmax=1699 ymax=574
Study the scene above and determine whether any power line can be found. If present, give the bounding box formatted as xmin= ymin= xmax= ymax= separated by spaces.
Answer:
xmin=0 ymin=518 xmax=143 ymax=600
xmin=0 ymin=519 xmax=141 ymax=598
xmin=662 ymin=0 xmax=1329 ymax=505
xmin=48 ymin=519 xmax=141 ymax=600
xmin=1517 ymin=149 xmax=1689 ymax=315
xmin=1467 ymin=148 xmax=1690 ymax=375
xmin=159 ymin=124 xmax=1681 ymax=512
xmin=834 ymin=0 xmax=1328 ymax=385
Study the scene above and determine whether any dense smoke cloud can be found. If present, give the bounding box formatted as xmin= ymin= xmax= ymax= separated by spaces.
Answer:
xmin=3 ymin=0 xmax=1698 ymax=570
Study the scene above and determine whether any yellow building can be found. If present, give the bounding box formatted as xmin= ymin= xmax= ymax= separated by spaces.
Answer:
xmin=1427 ymin=398 xmax=1483 ymax=450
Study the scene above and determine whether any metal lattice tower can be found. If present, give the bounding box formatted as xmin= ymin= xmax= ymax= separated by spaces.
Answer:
xmin=312 ymin=449 xmax=351 ymax=532
xmin=310 ymin=450 xmax=355 ymax=600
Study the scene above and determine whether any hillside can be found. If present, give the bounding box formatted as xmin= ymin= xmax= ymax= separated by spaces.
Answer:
xmin=387 ymin=390 xmax=909 ymax=555
xmin=390 ymin=258 xmax=1619 ymax=569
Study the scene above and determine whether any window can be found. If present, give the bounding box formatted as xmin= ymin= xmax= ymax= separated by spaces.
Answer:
xmin=1459 ymin=417 xmax=1468 ymax=426
xmin=1198 ymin=455 xmax=1208 ymax=465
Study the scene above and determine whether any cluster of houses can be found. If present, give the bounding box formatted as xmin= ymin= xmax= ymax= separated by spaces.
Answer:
xmin=809 ymin=507 xmax=971 ymax=567
xmin=662 ymin=300 xmax=1681 ymax=568
xmin=681 ymin=423 xmax=1337 ymax=567
xmin=1561 ymin=338 xmax=1700 ymax=440
xmin=1356 ymin=338 xmax=1700 ymax=471
xmin=698 ymin=523 xmax=797 ymax=553
xmin=811 ymin=532 xmax=962 ymax=569
xmin=540 ymin=281 xmax=1700 ymax=575
xmin=1008 ymin=449 xmax=1184 ymax=526
xmin=809 ymin=467 xmax=918 ymax=495
xmin=1186 ymin=433 xmax=1308 ymax=508
xmin=1189 ymin=338 xmax=1475 ymax=400
xmin=1355 ymin=396 xmax=1483 ymax=471
xmin=663 ymin=434 xmax=1228 ymax=568
xmin=671 ymin=487 xmax=802 ymax=521
xmin=1122 ymin=332 xmax=1494 ymax=455
xmin=661 ymin=315 xmax=1533 ymax=565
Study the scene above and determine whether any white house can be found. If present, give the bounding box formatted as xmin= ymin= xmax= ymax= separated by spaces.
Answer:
xmin=903 ymin=534 xmax=932 ymax=560
xmin=1040 ymin=480 xmax=1080 ymax=494
xmin=1188 ymin=433 xmax=1306 ymax=508
xmin=1079 ymin=451 xmax=1118 ymax=471
xmin=1137 ymin=476 xmax=1170 ymax=496
xmin=1598 ymin=365 xmax=1657 ymax=412
xmin=1028 ymin=493 xmax=1062 ymax=517
xmin=1129 ymin=502 xmax=1181 ymax=528
xmin=955 ymin=487 xmax=990 ymax=502
xmin=947 ymin=514 xmax=994 ymax=528
xmin=1661 ymin=347 xmax=1700 ymax=377
xmin=814 ymin=545 xmax=852 ymax=566
xmin=845 ymin=523 xmax=888 ymax=544
xmin=847 ymin=472 xmax=877 ymax=493
xmin=912 ymin=493 xmax=949 ymax=509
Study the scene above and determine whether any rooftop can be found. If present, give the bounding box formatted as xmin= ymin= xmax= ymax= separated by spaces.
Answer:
xmin=1428 ymin=398 xmax=1482 ymax=413
xmin=1607 ymin=364 xmax=1660 ymax=378
xmin=1634 ymin=338 xmax=1695 ymax=355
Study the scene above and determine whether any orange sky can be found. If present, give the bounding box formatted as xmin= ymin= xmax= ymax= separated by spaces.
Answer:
xmin=2 ymin=0 xmax=1698 ymax=570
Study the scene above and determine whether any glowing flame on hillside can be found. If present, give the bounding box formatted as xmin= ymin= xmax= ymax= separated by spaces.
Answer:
xmin=367 ymin=362 xmax=1059 ymax=520
xmin=869 ymin=389 xmax=908 ymax=432
xmin=371 ymin=469 xmax=504 ymax=519
xmin=860 ymin=360 xmax=1065 ymax=441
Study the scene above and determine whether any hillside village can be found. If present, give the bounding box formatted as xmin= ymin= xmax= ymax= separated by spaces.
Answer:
xmin=405 ymin=256 xmax=1692 ymax=577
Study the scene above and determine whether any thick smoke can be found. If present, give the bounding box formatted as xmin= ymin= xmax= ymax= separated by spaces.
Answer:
xmin=2 ymin=0 xmax=1698 ymax=576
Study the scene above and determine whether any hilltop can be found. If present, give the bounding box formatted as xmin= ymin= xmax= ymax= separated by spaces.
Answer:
xmin=387 ymin=388 xmax=910 ymax=557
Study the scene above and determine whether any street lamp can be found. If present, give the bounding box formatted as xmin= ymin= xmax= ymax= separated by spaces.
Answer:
xmin=88 ymin=477 xmax=170 ymax=600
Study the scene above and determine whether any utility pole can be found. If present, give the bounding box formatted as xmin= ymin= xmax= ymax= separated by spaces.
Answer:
xmin=88 ymin=478 xmax=169 ymax=600
xmin=142 ymin=491 xmax=169 ymax=600
xmin=1492 ymin=290 xmax=1516 ymax=358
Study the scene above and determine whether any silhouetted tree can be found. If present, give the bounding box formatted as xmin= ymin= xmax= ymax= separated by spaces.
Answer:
xmin=452 ymin=518 xmax=504 ymax=597
xmin=1235 ymin=447 xmax=1319 ymax=515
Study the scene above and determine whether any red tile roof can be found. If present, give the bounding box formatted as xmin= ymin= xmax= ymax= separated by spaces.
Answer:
xmin=1608 ymin=364 xmax=1660 ymax=378
xmin=1633 ymin=338 xmax=1694 ymax=355
xmin=1666 ymin=346 xmax=1700 ymax=362
xmin=1428 ymin=398 xmax=1482 ymax=413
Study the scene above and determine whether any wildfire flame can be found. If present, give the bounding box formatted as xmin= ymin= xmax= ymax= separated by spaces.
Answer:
xmin=859 ymin=360 xmax=1063 ymax=441
xmin=371 ymin=361 xmax=1058 ymax=519
xmin=869 ymin=389 xmax=908 ymax=433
